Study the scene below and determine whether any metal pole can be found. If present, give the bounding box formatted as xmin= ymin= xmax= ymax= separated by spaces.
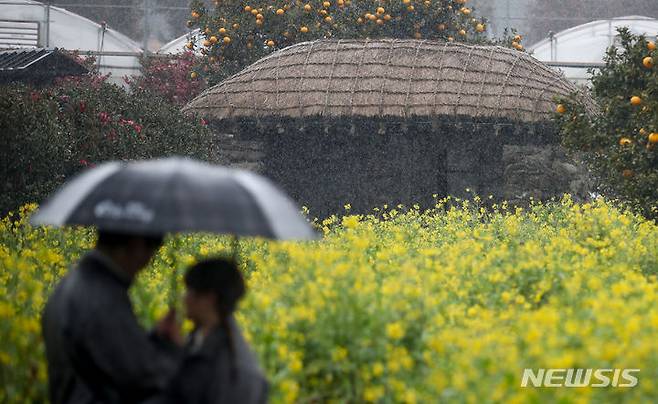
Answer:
xmin=505 ymin=0 xmax=511 ymax=33
xmin=44 ymin=1 xmax=50 ymax=47
xmin=143 ymin=0 xmax=150 ymax=54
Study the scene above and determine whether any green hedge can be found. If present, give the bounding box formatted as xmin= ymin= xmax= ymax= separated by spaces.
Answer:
xmin=0 ymin=75 xmax=216 ymax=215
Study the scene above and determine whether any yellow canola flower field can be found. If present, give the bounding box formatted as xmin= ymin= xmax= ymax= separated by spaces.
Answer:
xmin=1 ymin=196 xmax=657 ymax=403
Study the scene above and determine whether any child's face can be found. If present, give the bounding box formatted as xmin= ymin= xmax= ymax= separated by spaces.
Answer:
xmin=183 ymin=289 xmax=217 ymax=326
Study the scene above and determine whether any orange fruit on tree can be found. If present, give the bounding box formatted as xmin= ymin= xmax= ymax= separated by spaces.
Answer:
xmin=300 ymin=26 xmax=309 ymax=33
xmin=324 ymin=16 xmax=332 ymax=23
xmin=376 ymin=7 xmax=385 ymax=15
xmin=407 ymin=5 xmax=415 ymax=11
xmin=209 ymin=36 xmax=218 ymax=44
xmin=223 ymin=36 xmax=231 ymax=44
xmin=643 ymin=57 xmax=654 ymax=68
xmin=304 ymin=4 xmax=312 ymax=11
xmin=619 ymin=137 xmax=632 ymax=146
xmin=649 ymin=132 xmax=658 ymax=144
xmin=267 ymin=40 xmax=275 ymax=47
xmin=556 ymin=104 xmax=566 ymax=114
xmin=476 ymin=23 xmax=485 ymax=33
xmin=384 ymin=14 xmax=391 ymax=21
xmin=203 ymin=39 xmax=211 ymax=47
xmin=191 ymin=11 xmax=200 ymax=18
xmin=219 ymin=27 xmax=227 ymax=34
xmin=461 ymin=8 xmax=471 ymax=15
xmin=376 ymin=19 xmax=383 ymax=25
xmin=276 ymin=8 xmax=284 ymax=15
xmin=186 ymin=42 xmax=194 ymax=49
xmin=323 ymin=1 xmax=331 ymax=7
xmin=622 ymin=169 xmax=633 ymax=178
xmin=244 ymin=6 xmax=252 ymax=12
xmin=459 ymin=29 xmax=466 ymax=36
xmin=630 ymin=96 xmax=642 ymax=106
xmin=190 ymin=71 xmax=198 ymax=79
xmin=648 ymin=41 xmax=656 ymax=51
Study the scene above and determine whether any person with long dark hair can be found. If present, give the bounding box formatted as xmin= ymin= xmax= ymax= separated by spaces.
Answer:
xmin=156 ymin=257 xmax=268 ymax=403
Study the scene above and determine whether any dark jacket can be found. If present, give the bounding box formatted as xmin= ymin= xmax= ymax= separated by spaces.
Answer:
xmin=159 ymin=317 xmax=268 ymax=404
xmin=42 ymin=251 xmax=180 ymax=404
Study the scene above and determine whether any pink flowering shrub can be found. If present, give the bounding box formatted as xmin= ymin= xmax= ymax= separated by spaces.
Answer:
xmin=0 ymin=72 xmax=215 ymax=214
xmin=125 ymin=52 xmax=206 ymax=106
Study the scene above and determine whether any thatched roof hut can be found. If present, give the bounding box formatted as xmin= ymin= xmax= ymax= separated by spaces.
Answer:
xmin=184 ymin=39 xmax=594 ymax=217
xmin=185 ymin=39 xmax=594 ymax=121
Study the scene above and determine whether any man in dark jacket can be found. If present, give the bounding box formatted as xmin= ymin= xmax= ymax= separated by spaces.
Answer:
xmin=153 ymin=258 xmax=268 ymax=404
xmin=42 ymin=231 xmax=182 ymax=404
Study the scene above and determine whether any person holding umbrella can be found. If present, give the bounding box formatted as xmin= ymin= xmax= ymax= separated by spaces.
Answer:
xmin=33 ymin=157 xmax=317 ymax=403
xmin=42 ymin=231 xmax=182 ymax=404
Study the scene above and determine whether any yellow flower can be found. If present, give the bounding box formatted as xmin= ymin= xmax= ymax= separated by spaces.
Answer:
xmin=386 ymin=322 xmax=405 ymax=340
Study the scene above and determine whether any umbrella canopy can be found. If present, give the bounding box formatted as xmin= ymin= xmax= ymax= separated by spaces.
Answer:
xmin=30 ymin=157 xmax=317 ymax=240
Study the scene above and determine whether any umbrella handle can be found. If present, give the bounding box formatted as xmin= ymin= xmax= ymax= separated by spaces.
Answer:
xmin=169 ymin=236 xmax=180 ymax=307
xmin=232 ymin=235 xmax=240 ymax=262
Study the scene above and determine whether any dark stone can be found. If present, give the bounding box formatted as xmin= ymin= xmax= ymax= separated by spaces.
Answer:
xmin=208 ymin=116 xmax=592 ymax=217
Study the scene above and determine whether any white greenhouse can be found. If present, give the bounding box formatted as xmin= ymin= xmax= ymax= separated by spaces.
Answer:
xmin=529 ymin=16 xmax=658 ymax=85
xmin=157 ymin=29 xmax=201 ymax=55
xmin=0 ymin=0 xmax=143 ymax=85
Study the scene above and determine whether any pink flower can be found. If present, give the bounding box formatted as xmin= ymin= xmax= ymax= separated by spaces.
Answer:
xmin=98 ymin=112 xmax=111 ymax=124
xmin=133 ymin=124 xmax=143 ymax=134
xmin=200 ymin=118 xmax=208 ymax=126
xmin=79 ymin=159 xmax=89 ymax=166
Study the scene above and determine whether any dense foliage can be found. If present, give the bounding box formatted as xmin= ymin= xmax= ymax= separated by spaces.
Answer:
xmin=125 ymin=51 xmax=207 ymax=106
xmin=556 ymin=29 xmax=658 ymax=220
xmin=2 ymin=197 xmax=657 ymax=402
xmin=186 ymin=0 xmax=519 ymax=84
xmin=0 ymin=72 xmax=215 ymax=215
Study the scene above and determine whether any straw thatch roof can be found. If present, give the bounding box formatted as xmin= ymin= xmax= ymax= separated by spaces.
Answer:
xmin=184 ymin=39 xmax=594 ymax=122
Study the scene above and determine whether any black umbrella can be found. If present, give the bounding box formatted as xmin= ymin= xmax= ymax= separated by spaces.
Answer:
xmin=31 ymin=157 xmax=318 ymax=240
xmin=32 ymin=157 xmax=318 ymax=303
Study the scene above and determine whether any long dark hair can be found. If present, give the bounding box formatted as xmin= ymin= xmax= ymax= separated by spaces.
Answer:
xmin=184 ymin=257 xmax=245 ymax=380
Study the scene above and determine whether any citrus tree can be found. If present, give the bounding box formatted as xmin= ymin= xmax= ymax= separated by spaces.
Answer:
xmin=187 ymin=0 xmax=499 ymax=84
xmin=555 ymin=28 xmax=658 ymax=220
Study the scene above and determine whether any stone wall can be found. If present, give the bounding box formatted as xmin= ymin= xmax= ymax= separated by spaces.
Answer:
xmin=210 ymin=118 xmax=593 ymax=217
xmin=502 ymin=145 xmax=592 ymax=205
xmin=213 ymin=132 xmax=265 ymax=173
